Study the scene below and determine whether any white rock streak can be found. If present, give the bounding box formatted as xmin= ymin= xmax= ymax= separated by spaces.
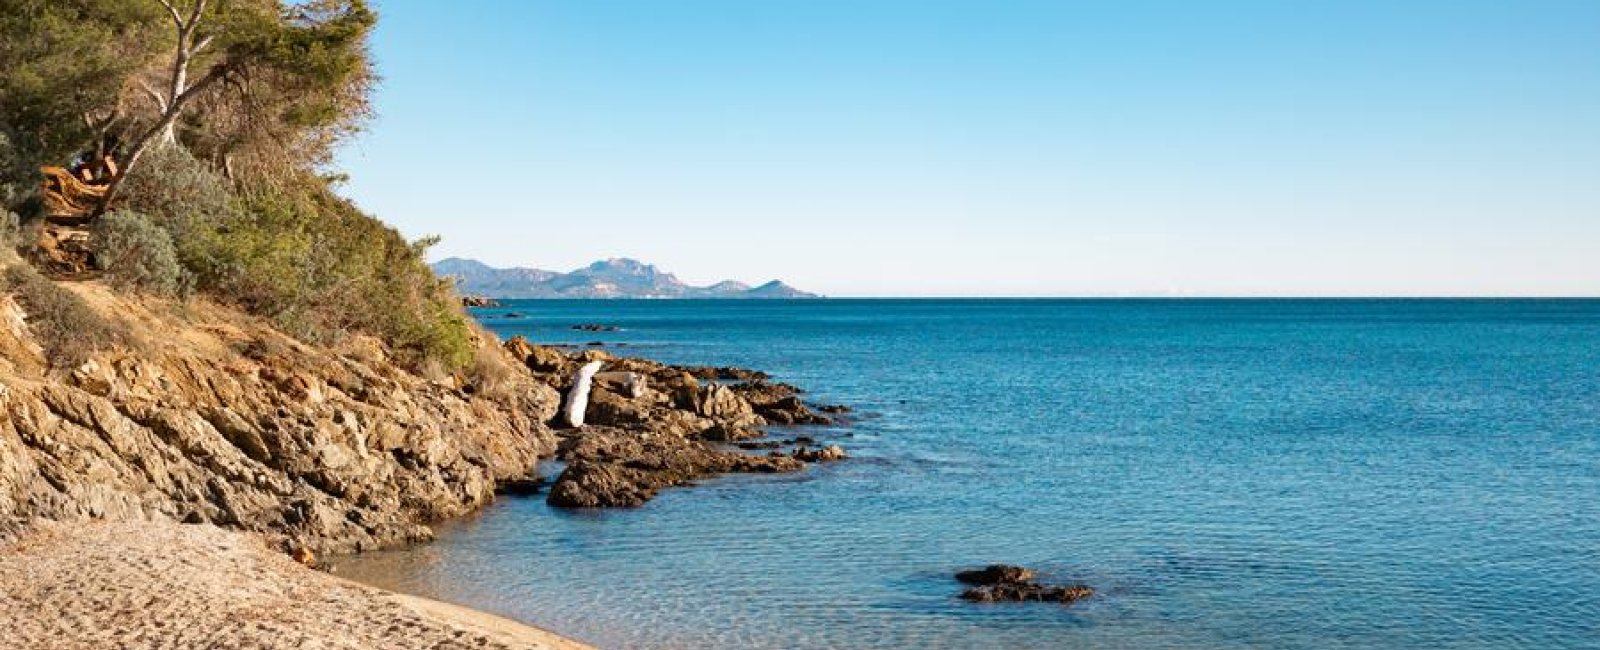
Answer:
xmin=563 ymin=361 xmax=604 ymax=427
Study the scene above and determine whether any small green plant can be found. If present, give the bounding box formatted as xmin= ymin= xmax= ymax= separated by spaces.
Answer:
xmin=3 ymin=264 xmax=126 ymax=368
xmin=91 ymin=210 xmax=192 ymax=298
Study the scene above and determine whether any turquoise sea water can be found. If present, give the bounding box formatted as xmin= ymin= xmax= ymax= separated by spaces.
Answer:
xmin=342 ymin=299 xmax=1600 ymax=650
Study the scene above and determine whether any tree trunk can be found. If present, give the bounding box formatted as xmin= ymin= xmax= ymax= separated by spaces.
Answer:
xmin=93 ymin=66 xmax=223 ymax=215
xmin=94 ymin=0 xmax=216 ymax=215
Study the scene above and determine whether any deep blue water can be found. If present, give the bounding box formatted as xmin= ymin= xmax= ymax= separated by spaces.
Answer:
xmin=342 ymin=299 xmax=1600 ymax=650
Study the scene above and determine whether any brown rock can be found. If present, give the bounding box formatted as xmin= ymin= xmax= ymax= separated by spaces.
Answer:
xmin=960 ymin=583 xmax=1094 ymax=604
xmin=699 ymin=423 xmax=763 ymax=442
xmin=0 ymin=286 xmax=560 ymax=555
xmin=956 ymin=565 xmax=1037 ymax=585
xmin=954 ymin=564 xmax=1093 ymax=605
xmin=546 ymin=427 xmax=803 ymax=508
xmin=791 ymin=445 xmax=848 ymax=462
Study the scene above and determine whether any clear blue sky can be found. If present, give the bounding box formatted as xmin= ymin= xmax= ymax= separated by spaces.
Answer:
xmin=338 ymin=0 xmax=1600 ymax=297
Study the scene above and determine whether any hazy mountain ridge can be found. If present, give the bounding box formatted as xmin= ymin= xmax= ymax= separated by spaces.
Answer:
xmin=434 ymin=257 xmax=819 ymax=299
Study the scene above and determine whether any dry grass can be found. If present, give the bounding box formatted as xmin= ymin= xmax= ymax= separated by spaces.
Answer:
xmin=1 ymin=264 xmax=128 ymax=369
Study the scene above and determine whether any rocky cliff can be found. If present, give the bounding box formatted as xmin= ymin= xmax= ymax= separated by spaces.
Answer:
xmin=0 ymin=275 xmax=849 ymax=556
xmin=0 ymin=281 xmax=561 ymax=554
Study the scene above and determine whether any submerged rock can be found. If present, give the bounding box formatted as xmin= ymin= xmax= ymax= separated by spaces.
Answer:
xmin=955 ymin=564 xmax=1094 ymax=605
xmin=956 ymin=565 xmax=1037 ymax=585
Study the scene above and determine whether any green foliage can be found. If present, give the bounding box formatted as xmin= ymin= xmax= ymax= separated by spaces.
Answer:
xmin=120 ymin=149 xmax=470 ymax=369
xmin=0 ymin=0 xmax=469 ymax=374
xmin=203 ymin=182 xmax=473 ymax=370
xmin=3 ymin=264 xmax=126 ymax=369
xmin=91 ymin=210 xmax=191 ymax=298
xmin=119 ymin=146 xmax=239 ymax=241
xmin=181 ymin=0 xmax=379 ymax=181
xmin=0 ymin=0 xmax=164 ymax=167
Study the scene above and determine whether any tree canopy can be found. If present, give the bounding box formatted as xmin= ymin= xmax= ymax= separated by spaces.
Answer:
xmin=1 ymin=1 xmax=477 ymax=372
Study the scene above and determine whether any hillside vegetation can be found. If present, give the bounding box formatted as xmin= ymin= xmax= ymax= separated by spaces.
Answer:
xmin=0 ymin=0 xmax=473 ymax=372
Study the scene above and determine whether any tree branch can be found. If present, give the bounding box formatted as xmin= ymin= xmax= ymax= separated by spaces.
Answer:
xmin=187 ymin=0 xmax=208 ymax=31
xmin=156 ymin=0 xmax=183 ymax=29
xmin=174 ymin=63 xmax=230 ymax=108
xmin=136 ymin=80 xmax=170 ymax=112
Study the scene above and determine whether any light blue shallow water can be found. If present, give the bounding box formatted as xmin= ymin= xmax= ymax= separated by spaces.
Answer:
xmin=342 ymin=299 xmax=1600 ymax=650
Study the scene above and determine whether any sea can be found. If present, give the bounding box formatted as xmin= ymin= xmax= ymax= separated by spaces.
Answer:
xmin=341 ymin=299 xmax=1600 ymax=650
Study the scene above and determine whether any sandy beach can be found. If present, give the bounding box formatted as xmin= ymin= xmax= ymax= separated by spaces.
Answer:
xmin=0 ymin=520 xmax=595 ymax=650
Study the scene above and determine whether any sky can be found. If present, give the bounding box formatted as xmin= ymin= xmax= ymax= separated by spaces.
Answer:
xmin=337 ymin=0 xmax=1600 ymax=297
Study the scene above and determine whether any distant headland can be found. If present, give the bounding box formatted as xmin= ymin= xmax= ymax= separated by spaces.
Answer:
xmin=434 ymin=257 xmax=820 ymax=299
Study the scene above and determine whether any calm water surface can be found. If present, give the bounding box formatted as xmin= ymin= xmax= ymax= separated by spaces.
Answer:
xmin=342 ymin=300 xmax=1600 ymax=650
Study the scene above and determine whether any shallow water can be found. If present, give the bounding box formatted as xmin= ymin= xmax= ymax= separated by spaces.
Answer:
xmin=341 ymin=299 xmax=1600 ymax=650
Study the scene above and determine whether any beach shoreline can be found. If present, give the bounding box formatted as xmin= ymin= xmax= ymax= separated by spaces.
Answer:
xmin=0 ymin=519 xmax=597 ymax=650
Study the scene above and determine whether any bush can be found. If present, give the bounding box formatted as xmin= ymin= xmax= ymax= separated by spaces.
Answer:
xmin=0 ymin=211 xmax=18 ymax=247
xmin=3 ymin=264 xmax=125 ymax=368
xmin=118 ymin=145 xmax=238 ymax=244
xmin=115 ymin=146 xmax=473 ymax=372
xmin=0 ymin=128 xmax=39 ymax=220
xmin=91 ymin=210 xmax=191 ymax=297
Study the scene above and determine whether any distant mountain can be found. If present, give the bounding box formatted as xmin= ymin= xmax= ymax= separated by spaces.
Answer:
xmin=433 ymin=257 xmax=821 ymax=299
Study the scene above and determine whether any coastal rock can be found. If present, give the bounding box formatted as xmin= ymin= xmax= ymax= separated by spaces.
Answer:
xmin=693 ymin=383 xmax=761 ymax=426
xmin=731 ymin=381 xmax=833 ymax=425
xmin=571 ymin=323 xmax=620 ymax=332
xmin=684 ymin=366 xmax=770 ymax=382
xmin=699 ymin=423 xmax=763 ymax=442
xmin=961 ymin=583 xmax=1095 ymax=604
xmin=460 ymin=295 xmax=500 ymax=308
xmin=956 ymin=565 xmax=1037 ymax=585
xmin=497 ymin=332 xmax=849 ymax=507
xmin=955 ymin=564 xmax=1094 ymax=605
xmin=582 ymin=387 xmax=652 ymax=428
xmin=789 ymin=445 xmax=848 ymax=462
xmin=547 ymin=427 xmax=804 ymax=508
xmin=0 ymin=282 xmax=560 ymax=555
xmin=593 ymin=371 xmax=646 ymax=398
xmin=561 ymin=361 xmax=604 ymax=427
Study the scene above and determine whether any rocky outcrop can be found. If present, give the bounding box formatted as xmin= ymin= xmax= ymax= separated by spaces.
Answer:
xmin=546 ymin=428 xmax=803 ymax=508
xmin=460 ymin=295 xmax=501 ymax=308
xmin=787 ymin=445 xmax=847 ymax=462
xmin=956 ymin=565 xmax=1094 ymax=604
xmin=499 ymin=336 xmax=850 ymax=508
xmin=0 ymin=283 xmax=560 ymax=554
xmin=0 ymin=270 xmax=853 ymax=553
xmin=731 ymin=381 xmax=836 ymax=425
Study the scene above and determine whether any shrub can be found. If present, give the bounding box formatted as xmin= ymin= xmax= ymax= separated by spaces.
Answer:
xmin=463 ymin=328 xmax=523 ymax=400
xmin=114 ymin=146 xmax=474 ymax=373
xmin=0 ymin=211 xmax=18 ymax=247
xmin=91 ymin=210 xmax=191 ymax=297
xmin=0 ymin=128 xmax=25 ymax=210
xmin=3 ymin=264 xmax=125 ymax=368
xmin=118 ymin=145 xmax=239 ymax=245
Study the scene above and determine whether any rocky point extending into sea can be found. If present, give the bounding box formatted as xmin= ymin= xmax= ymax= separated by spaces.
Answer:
xmin=502 ymin=335 xmax=850 ymax=508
